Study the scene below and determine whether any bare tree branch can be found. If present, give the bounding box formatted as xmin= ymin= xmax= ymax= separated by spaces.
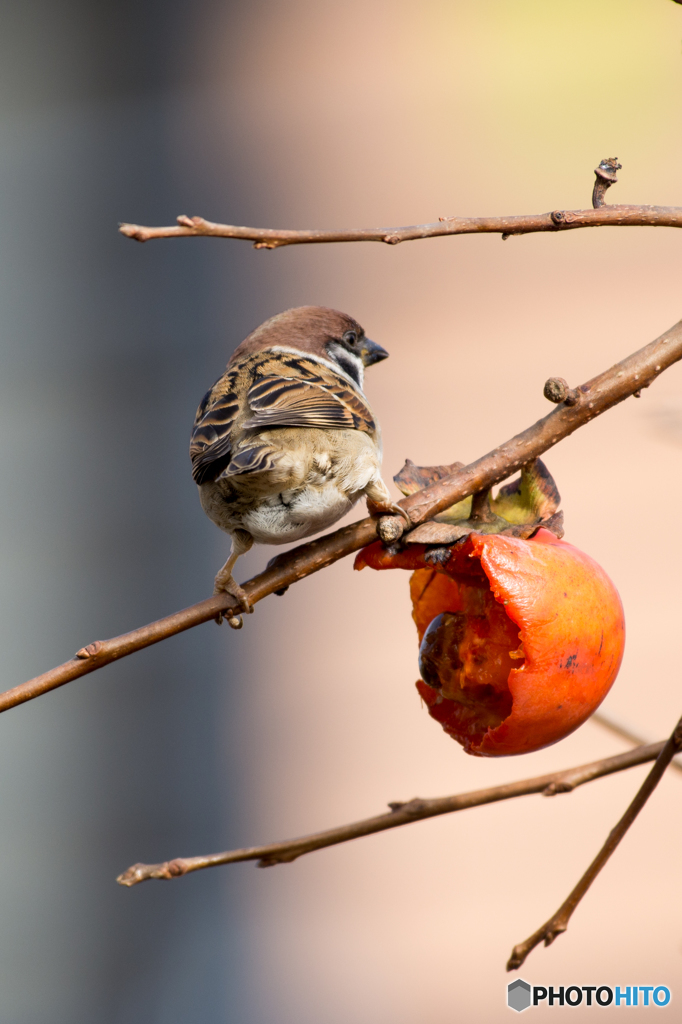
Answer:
xmin=116 ymin=741 xmax=667 ymax=887
xmin=119 ymin=206 xmax=682 ymax=248
xmin=119 ymin=159 xmax=681 ymax=249
xmin=507 ymin=715 xmax=682 ymax=971
xmin=3 ymin=317 xmax=682 ymax=715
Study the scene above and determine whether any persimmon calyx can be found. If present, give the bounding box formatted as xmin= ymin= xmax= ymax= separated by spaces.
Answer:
xmin=392 ymin=457 xmax=563 ymax=547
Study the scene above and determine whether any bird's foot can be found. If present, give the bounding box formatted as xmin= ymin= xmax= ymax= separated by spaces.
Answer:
xmin=214 ymin=575 xmax=253 ymax=629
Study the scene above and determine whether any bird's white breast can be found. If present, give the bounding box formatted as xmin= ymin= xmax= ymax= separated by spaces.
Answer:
xmin=242 ymin=480 xmax=358 ymax=544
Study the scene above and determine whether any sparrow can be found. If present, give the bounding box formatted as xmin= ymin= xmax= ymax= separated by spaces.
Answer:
xmin=190 ymin=305 xmax=408 ymax=627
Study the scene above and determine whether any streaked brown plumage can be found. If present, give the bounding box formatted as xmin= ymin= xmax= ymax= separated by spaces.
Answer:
xmin=190 ymin=306 xmax=406 ymax=626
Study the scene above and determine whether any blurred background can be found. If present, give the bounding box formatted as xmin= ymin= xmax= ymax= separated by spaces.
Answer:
xmin=1 ymin=0 xmax=681 ymax=1020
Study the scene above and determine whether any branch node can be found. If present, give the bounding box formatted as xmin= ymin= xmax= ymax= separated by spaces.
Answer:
xmin=166 ymin=858 xmax=189 ymax=876
xmin=542 ymin=780 xmax=575 ymax=796
xmin=258 ymin=850 xmax=300 ymax=868
xmin=382 ymin=233 xmax=401 ymax=245
xmin=543 ymin=377 xmax=579 ymax=406
xmin=388 ymin=798 xmax=427 ymax=815
xmin=592 ymin=158 xmax=622 ymax=208
xmin=75 ymin=641 xmax=103 ymax=659
xmin=507 ymin=920 xmax=568 ymax=972
xmin=118 ymin=223 xmax=146 ymax=241
xmin=116 ymin=857 xmax=191 ymax=887
xmin=378 ymin=516 xmax=405 ymax=543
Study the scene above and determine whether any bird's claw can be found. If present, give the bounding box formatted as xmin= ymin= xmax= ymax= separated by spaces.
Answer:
xmin=366 ymin=498 xmax=411 ymax=526
xmin=213 ymin=577 xmax=253 ymax=628
xmin=382 ymin=503 xmax=409 ymax=528
xmin=387 ymin=502 xmax=411 ymax=527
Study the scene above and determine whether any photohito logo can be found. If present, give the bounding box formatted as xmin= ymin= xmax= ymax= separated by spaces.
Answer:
xmin=507 ymin=980 xmax=671 ymax=1011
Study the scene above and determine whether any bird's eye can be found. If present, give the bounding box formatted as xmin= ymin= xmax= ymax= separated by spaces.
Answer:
xmin=343 ymin=331 xmax=358 ymax=346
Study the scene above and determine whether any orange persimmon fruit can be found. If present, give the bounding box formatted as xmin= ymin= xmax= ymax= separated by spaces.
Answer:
xmin=355 ymin=529 xmax=625 ymax=756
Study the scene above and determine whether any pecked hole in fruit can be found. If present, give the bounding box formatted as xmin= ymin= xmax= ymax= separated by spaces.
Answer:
xmin=417 ymin=587 xmax=522 ymax=745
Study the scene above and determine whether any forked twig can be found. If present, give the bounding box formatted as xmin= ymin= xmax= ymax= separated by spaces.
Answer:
xmin=507 ymin=715 xmax=682 ymax=971
xmin=117 ymin=741 xmax=665 ymax=886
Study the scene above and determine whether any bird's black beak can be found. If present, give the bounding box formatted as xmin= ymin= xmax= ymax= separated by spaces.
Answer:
xmin=360 ymin=337 xmax=389 ymax=367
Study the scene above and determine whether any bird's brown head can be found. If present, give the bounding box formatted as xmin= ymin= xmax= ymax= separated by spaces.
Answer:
xmin=228 ymin=306 xmax=388 ymax=388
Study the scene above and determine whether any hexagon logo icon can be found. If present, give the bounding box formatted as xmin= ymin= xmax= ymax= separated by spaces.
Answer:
xmin=508 ymin=979 xmax=532 ymax=1012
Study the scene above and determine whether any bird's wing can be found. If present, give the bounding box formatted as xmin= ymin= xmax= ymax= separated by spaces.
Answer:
xmin=243 ymin=374 xmax=376 ymax=432
xmin=218 ymin=444 xmax=280 ymax=479
xmin=190 ymin=355 xmax=376 ymax=485
xmin=189 ymin=385 xmax=240 ymax=484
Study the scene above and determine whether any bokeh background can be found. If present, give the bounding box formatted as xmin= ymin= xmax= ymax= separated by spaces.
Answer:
xmin=1 ymin=1 xmax=682 ymax=1020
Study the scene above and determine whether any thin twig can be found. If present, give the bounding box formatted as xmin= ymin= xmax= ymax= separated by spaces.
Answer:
xmin=3 ymin=317 xmax=682 ymax=715
xmin=591 ymin=710 xmax=682 ymax=774
xmin=119 ymin=206 xmax=682 ymax=247
xmin=507 ymin=715 xmax=682 ymax=971
xmin=116 ymin=741 xmax=665 ymax=886
xmin=591 ymin=710 xmax=651 ymax=748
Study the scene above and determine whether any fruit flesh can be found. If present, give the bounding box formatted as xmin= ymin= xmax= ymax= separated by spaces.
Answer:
xmin=417 ymin=583 xmax=519 ymax=747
